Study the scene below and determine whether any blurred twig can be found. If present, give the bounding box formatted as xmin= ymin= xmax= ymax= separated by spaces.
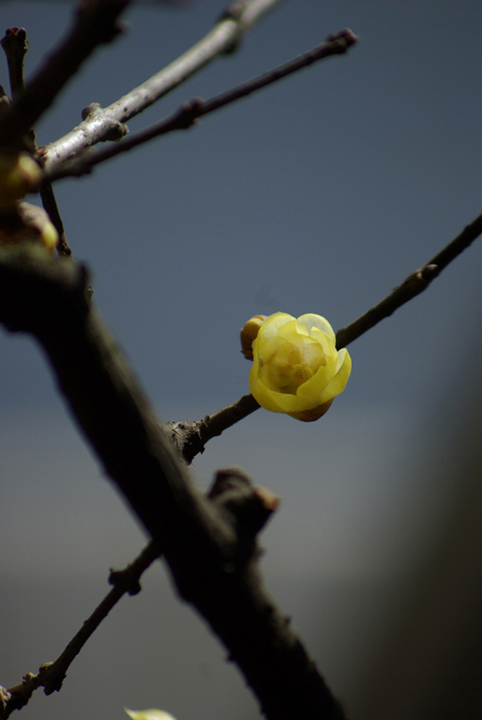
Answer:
xmin=0 ymin=0 xmax=131 ymax=148
xmin=45 ymin=29 xmax=358 ymax=182
xmin=0 ymin=28 xmax=28 ymax=102
xmin=0 ymin=28 xmax=74 ymax=259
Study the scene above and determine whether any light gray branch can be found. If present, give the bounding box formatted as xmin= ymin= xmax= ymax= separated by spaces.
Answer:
xmin=42 ymin=0 xmax=282 ymax=174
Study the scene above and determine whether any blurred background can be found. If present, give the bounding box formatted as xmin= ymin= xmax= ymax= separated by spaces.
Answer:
xmin=0 ymin=1 xmax=481 ymax=719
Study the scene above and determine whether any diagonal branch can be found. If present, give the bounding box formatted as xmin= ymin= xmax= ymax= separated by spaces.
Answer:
xmin=0 ymin=247 xmax=346 ymax=720
xmin=169 ymin=212 xmax=482 ymax=458
xmin=42 ymin=0 xmax=284 ymax=174
xmin=44 ymin=29 xmax=358 ymax=182
xmin=335 ymin=211 xmax=482 ymax=348
xmin=1 ymin=542 xmax=161 ymax=719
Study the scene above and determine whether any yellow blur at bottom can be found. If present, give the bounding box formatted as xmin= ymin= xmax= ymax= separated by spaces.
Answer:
xmin=125 ymin=709 xmax=178 ymax=720
xmin=0 ymin=201 xmax=58 ymax=253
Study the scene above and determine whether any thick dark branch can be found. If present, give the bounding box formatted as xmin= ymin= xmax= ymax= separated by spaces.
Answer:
xmin=336 ymin=211 xmax=482 ymax=348
xmin=0 ymin=248 xmax=345 ymax=720
xmin=0 ymin=0 xmax=131 ymax=147
xmin=44 ymin=29 xmax=358 ymax=182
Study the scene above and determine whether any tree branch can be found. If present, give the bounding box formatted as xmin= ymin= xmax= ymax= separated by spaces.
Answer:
xmin=0 ymin=0 xmax=131 ymax=148
xmin=0 ymin=27 xmax=29 ymax=103
xmin=167 ymin=393 xmax=260 ymax=464
xmin=41 ymin=0 xmax=283 ymax=174
xmin=0 ymin=542 xmax=161 ymax=719
xmin=169 ymin=211 xmax=482 ymax=459
xmin=335 ymin=211 xmax=482 ymax=348
xmin=44 ymin=29 xmax=358 ymax=182
xmin=0 ymin=28 xmax=74 ymax=260
xmin=0 ymin=247 xmax=346 ymax=720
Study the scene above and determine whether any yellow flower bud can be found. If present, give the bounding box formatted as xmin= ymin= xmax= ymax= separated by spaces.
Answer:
xmin=0 ymin=201 xmax=58 ymax=252
xmin=0 ymin=152 xmax=42 ymax=209
xmin=240 ymin=314 xmax=266 ymax=360
xmin=248 ymin=312 xmax=352 ymax=422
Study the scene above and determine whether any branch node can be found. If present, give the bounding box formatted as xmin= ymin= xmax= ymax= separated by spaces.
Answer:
xmin=81 ymin=103 xmax=129 ymax=141
xmin=108 ymin=567 xmax=142 ymax=596
xmin=217 ymin=2 xmax=245 ymax=53
xmin=420 ymin=262 xmax=439 ymax=280
xmin=165 ymin=419 xmax=205 ymax=463
xmin=36 ymin=663 xmax=63 ymax=696
xmin=326 ymin=28 xmax=358 ymax=53
xmin=178 ymin=98 xmax=204 ymax=128
xmin=208 ymin=468 xmax=279 ymax=538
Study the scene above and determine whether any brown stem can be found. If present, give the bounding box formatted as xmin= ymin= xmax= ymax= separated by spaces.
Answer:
xmin=38 ymin=182 xmax=73 ymax=259
xmin=41 ymin=0 xmax=284 ymax=174
xmin=2 ymin=542 xmax=161 ymax=718
xmin=169 ymin=212 xmax=482 ymax=462
xmin=0 ymin=248 xmax=346 ymax=720
xmin=44 ymin=29 xmax=358 ymax=182
xmin=335 ymin=212 xmax=482 ymax=348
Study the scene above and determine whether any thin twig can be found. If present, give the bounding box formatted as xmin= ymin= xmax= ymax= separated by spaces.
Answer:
xmin=45 ymin=29 xmax=358 ymax=182
xmin=38 ymin=182 xmax=74 ymax=259
xmin=1 ymin=541 xmax=161 ymax=719
xmin=0 ymin=0 xmax=131 ymax=148
xmin=335 ymin=211 xmax=482 ymax=348
xmin=0 ymin=28 xmax=75 ymax=259
xmin=41 ymin=0 xmax=283 ymax=174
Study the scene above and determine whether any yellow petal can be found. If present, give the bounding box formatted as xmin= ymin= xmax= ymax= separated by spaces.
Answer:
xmin=125 ymin=709 xmax=178 ymax=720
xmin=316 ymin=348 xmax=352 ymax=405
xmin=0 ymin=152 xmax=42 ymax=209
xmin=297 ymin=313 xmax=336 ymax=344
xmin=249 ymin=311 xmax=352 ymax=420
xmin=0 ymin=202 xmax=58 ymax=252
xmin=256 ymin=312 xmax=294 ymax=339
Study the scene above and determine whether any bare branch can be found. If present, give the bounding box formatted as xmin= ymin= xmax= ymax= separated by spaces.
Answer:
xmin=0 ymin=248 xmax=346 ymax=720
xmin=1 ymin=542 xmax=161 ymax=719
xmin=0 ymin=0 xmax=131 ymax=148
xmin=0 ymin=27 xmax=75 ymax=259
xmin=335 ymin=211 xmax=482 ymax=348
xmin=42 ymin=0 xmax=284 ymax=174
xmin=170 ymin=212 xmax=482 ymax=460
xmin=45 ymin=29 xmax=359 ymax=182
xmin=168 ymin=394 xmax=260 ymax=464
xmin=38 ymin=182 xmax=74 ymax=259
